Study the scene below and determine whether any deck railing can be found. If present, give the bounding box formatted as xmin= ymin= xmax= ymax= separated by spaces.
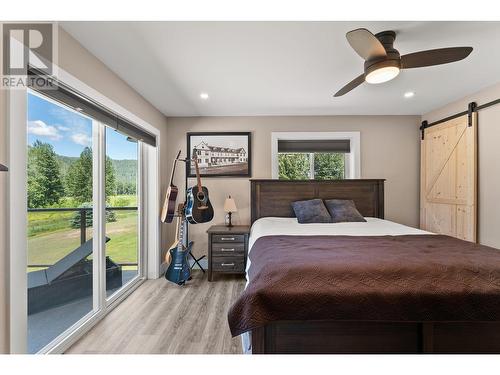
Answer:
xmin=27 ymin=206 xmax=138 ymax=269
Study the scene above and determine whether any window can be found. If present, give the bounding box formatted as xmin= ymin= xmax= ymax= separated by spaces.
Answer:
xmin=27 ymin=91 xmax=95 ymax=353
xmin=105 ymin=127 xmax=139 ymax=298
xmin=24 ymin=76 xmax=155 ymax=353
xmin=272 ymin=132 xmax=360 ymax=180
xmin=278 ymin=153 xmax=346 ymax=180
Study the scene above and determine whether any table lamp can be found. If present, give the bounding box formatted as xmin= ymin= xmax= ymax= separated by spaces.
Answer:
xmin=224 ymin=195 xmax=237 ymax=227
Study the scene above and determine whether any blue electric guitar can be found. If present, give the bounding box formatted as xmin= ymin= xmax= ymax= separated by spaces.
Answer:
xmin=165 ymin=204 xmax=192 ymax=285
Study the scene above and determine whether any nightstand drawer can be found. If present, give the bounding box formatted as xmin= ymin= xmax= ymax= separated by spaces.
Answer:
xmin=211 ymin=256 xmax=245 ymax=273
xmin=212 ymin=234 xmax=245 ymax=243
xmin=212 ymin=243 xmax=245 ymax=256
xmin=207 ymin=225 xmax=250 ymax=281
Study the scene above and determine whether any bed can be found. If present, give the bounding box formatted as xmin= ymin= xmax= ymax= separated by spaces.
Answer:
xmin=227 ymin=179 xmax=500 ymax=354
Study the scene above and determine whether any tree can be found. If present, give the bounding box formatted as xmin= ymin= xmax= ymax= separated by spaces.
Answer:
xmin=66 ymin=147 xmax=117 ymax=204
xmin=115 ymin=181 xmax=136 ymax=195
xmin=277 ymin=152 xmax=345 ymax=181
xmin=314 ymin=153 xmax=345 ymax=180
xmin=278 ymin=153 xmax=310 ymax=180
xmin=66 ymin=147 xmax=93 ymax=204
xmin=27 ymin=140 xmax=65 ymax=208
xmin=105 ymin=156 xmax=117 ymax=198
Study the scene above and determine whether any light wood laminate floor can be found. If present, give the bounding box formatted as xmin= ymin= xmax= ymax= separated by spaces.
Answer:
xmin=66 ymin=271 xmax=246 ymax=354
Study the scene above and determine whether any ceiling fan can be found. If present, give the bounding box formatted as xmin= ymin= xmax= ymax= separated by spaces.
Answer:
xmin=334 ymin=28 xmax=473 ymax=97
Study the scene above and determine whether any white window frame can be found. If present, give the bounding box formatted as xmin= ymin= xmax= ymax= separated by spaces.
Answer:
xmin=7 ymin=65 xmax=161 ymax=354
xmin=271 ymin=132 xmax=361 ymax=179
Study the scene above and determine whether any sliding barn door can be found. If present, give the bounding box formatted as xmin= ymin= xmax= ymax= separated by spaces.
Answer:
xmin=420 ymin=113 xmax=477 ymax=242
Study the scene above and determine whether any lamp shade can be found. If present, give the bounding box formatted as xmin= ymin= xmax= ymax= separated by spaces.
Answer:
xmin=224 ymin=196 xmax=237 ymax=213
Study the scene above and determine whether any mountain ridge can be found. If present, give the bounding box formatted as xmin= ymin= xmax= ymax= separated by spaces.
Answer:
xmin=56 ymin=154 xmax=137 ymax=185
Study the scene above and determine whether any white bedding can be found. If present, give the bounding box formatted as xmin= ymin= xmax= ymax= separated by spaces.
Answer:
xmin=241 ymin=217 xmax=432 ymax=353
xmin=249 ymin=216 xmax=431 ymax=255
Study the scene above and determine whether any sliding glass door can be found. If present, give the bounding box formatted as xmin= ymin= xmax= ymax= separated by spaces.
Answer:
xmin=26 ymin=89 xmax=144 ymax=353
xmin=104 ymin=127 xmax=140 ymax=298
xmin=27 ymin=90 xmax=96 ymax=353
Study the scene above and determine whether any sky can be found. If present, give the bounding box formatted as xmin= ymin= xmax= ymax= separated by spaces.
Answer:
xmin=27 ymin=91 xmax=137 ymax=160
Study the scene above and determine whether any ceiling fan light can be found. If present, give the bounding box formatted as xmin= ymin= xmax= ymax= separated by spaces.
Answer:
xmin=365 ymin=66 xmax=400 ymax=84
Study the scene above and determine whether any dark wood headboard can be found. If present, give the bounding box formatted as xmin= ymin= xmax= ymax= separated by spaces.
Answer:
xmin=250 ymin=179 xmax=385 ymax=224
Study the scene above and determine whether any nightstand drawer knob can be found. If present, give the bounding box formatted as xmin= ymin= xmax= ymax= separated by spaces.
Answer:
xmin=220 ymin=248 xmax=235 ymax=252
xmin=221 ymin=263 xmax=235 ymax=266
xmin=221 ymin=237 xmax=235 ymax=241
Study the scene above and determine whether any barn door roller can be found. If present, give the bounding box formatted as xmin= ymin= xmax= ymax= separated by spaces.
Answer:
xmin=420 ymin=101 xmax=480 ymax=140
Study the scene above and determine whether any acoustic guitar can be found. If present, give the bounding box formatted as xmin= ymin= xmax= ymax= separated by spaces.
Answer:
xmin=185 ymin=158 xmax=214 ymax=224
xmin=161 ymin=150 xmax=181 ymax=223
xmin=165 ymin=204 xmax=192 ymax=285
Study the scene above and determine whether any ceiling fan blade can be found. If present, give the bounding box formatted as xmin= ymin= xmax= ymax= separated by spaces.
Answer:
xmin=401 ymin=47 xmax=473 ymax=69
xmin=334 ymin=74 xmax=365 ymax=97
xmin=346 ymin=28 xmax=387 ymax=61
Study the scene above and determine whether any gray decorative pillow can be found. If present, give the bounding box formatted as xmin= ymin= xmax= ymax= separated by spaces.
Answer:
xmin=291 ymin=199 xmax=332 ymax=224
xmin=324 ymin=199 xmax=367 ymax=223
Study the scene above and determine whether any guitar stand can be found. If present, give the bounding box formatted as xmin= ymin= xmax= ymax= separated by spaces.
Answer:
xmin=182 ymin=156 xmax=210 ymax=274
xmin=189 ymin=252 xmax=206 ymax=273
xmin=173 ymin=213 xmax=206 ymax=273
xmin=166 ymin=153 xmax=210 ymax=275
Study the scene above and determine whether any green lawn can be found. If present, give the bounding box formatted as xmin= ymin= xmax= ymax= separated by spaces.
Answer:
xmin=28 ymin=195 xmax=138 ymax=237
xmin=28 ymin=211 xmax=75 ymax=237
xmin=28 ymin=196 xmax=139 ymax=272
xmin=108 ymin=195 xmax=138 ymax=207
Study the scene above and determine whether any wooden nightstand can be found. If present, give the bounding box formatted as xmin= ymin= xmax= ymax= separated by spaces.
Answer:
xmin=207 ymin=225 xmax=250 ymax=281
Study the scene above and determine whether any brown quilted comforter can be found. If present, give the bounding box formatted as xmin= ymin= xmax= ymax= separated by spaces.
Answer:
xmin=228 ymin=235 xmax=500 ymax=337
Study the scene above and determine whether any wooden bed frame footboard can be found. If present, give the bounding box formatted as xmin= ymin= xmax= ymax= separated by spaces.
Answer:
xmin=251 ymin=320 xmax=500 ymax=354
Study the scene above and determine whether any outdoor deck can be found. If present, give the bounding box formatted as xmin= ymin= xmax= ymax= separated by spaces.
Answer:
xmin=28 ymin=270 xmax=137 ymax=353
xmin=27 ymin=206 xmax=139 ymax=353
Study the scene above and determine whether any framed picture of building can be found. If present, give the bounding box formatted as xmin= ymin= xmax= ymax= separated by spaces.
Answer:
xmin=186 ymin=132 xmax=251 ymax=177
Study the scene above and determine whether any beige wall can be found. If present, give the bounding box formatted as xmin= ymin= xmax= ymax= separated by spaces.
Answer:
xmin=0 ymin=26 xmax=168 ymax=353
xmin=422 ymin=82 xmax=500 ymax=249
xmin=165 ymin=115 xmax=421 ymax=259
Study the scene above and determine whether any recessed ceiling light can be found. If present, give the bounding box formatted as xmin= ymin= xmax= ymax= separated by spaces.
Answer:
xmin=200 ymin=92 xmax=209 ymax=100
xmin=404 ymin=91 xmax=415 ymax=98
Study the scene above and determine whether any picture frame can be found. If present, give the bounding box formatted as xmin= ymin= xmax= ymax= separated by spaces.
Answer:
xmin=186 ymin=132 xmax=252 ymax=177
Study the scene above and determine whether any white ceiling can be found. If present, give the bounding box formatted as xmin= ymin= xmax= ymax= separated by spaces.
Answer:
xmin=61 ymin=21 xmax=500 ymax=117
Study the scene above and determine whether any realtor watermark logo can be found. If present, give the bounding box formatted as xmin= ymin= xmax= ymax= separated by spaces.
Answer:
xmin=1 ymin=22 xmax=57 ymax=89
